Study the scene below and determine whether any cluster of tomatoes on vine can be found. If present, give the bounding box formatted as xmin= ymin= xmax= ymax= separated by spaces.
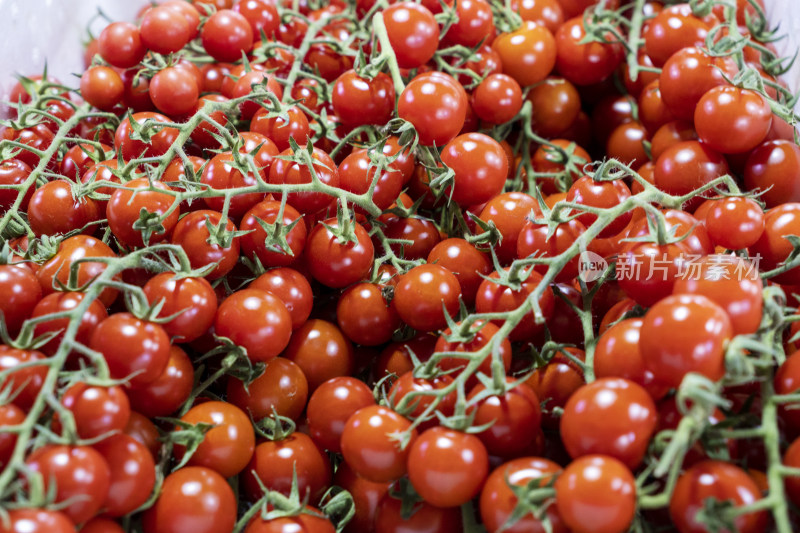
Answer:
xmin=3 ymin=0 xmax=800 ymax=532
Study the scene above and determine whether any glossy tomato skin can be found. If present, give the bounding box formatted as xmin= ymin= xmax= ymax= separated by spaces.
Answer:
xmin=0 ymin=403 xmax=25 ymax=470
xmin=561 ymin=378 xmax=657 ymax=469
xmin=36 ymin=235 xmax=119 ymax=307
xmin=0 ymin=159 xmax=33 ymax=212
xmin=393 ymin=264 xmax=462 ymax=332
xmin=332 ymin=70 xmax=395 ymax=127
xmin=27 ymin=179 xmax=100 ymax=237
xmin=467 ymin=380 xmax=542 ymax=458
xmin=390 ymin=370 xmax=456 ymax=426
xmin=170 ymin=210 xmax=241 ymax=280
xmin=60 ymin=383 xmax=130 ymax=440
xmin=526 ymin=348 xmax=585 ymax=428
xmin=475 ymin=269 xmax=555 ymax=342
xmin=114 ymin=112 xmax=179 ymax=160
xmin=479 ymin=192 xmax=540 ymax=264
xmin=397 ymin=73 xmax=467 ymax=146
xmin=98 ymin=21 xmax=146 ymax=68
xmin=704 ymin=197 xmax=765 ymax=250
xmin=143 ymin=467 xmax=236 ymax=533
xmin=517 ymin=218 xmax=586 ymax=281
xmin=336 ymin=283 xmax=400 ymax=346
xmin=669 ymin=461 xmax=767 ymax=533
xmin=694 ymin=86 xmax=771 ymax=154
xmin=643 ymin=5 xmax=710 ymax=67
xmin=214 ymin=288 xmax=292 ymax=363
xmin=32 ymin=291 xmax=108 ymax=357
xmin=305 ymin=218 xmax=374 ymax=288
xmin=244 ymin=513 xmax=335 ymax=533
xmin=743 ymin=140 xmax=800 ymax=207
xmin=407 ymin=427 xmax=489 ymax=508
xmin=307 ymin=376 xmax=376 ymax=453
xmin=785 ymin=437 xmax=800 ymax=506
xmin=555 ymin=455 xmax=636 ymax=533
xmin=616 ymin=241 xmax=689 ymax=307
xmin=338 ymin=148 xmax=404 ymax=212
xmin=128 ymin=345 xmax=194 ymax=418
xmin=143 ymin=274 xmax=217 ymax=342
xmin=0 ymin=509 xmax=76 ymax=533
xmin=282 ymin=319 xmax=354 ymax=391
xmin=441 ymin=132 xmax=508 ymax=207
xmin=93 ymin=434 xmax=156 ymax=517
xmin=374 ymin=496 xmax=463 ymax=533
xmin=340 ymin=405 xmax=417 ymax=483
xmin=566 ymin=175 xmax=631 ymax=237
xmin=0 ymin=264 xmax=41 ymax=335
xmin=658 ymin=47 xmax=736 ymax=121
xmin=250 ymin=268 xmax=313 ymax=330
xmin=673 ymin=255 xmax=763 ymax=336
xmin=480 ymin=457 xmax=567 ymax=533
xmin=774 ymin=351 xmax=800 ymax=431
xmin=0 ymin=347 xmax=48 ymax=410
xmin=227 ymin=357 xmax=308 ymax=423
xmin=472 ymin=73 xmax=524 ymax=125
xmin=492 ymin=22 xmax=556 ymax=87
xmin=555 ymin=17 xmax=623 ymax=85
xmin=240 ymin=200 xmax=307 ymax=268
xmin=106 ymin=178 xmax=179 ymax=248
xmin=639 ymin=294 xmax=732 ymax=388
xmin=89 ymin=313 xmax=171 ymax=387
xmin=593 ymin=319 xmax=667 ymax=399
xmin=382 ymin=2 xmax=438 ymax=68
xmin=81 ymin=518 xmax=124 ymax=533
xmin=242 ymin=432 xmax=331 ymax=501
xmin=268 ymin=147 xmax=339 ymax=214
xmin=334 ymin=461 xmax=390 ymax=533
xmin=174 ymin=401 xmax=255 ymax=478
xmin=427 ymin=238 xmax=491 ymax=306
xmin=200 ymin=151 xmax=266 ymax=219
xmin=201 ymin=9 xmax=254 ymax=62
xmin=25 ymin=445 xmax=111 ymax=524
xmin=750 ymin=203 xmax=800 ymax=285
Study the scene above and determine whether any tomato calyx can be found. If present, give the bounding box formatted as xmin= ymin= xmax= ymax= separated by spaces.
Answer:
xmin=254 ymin=410 xmax=297 ymax=441
xmin=163 ymin=417 xmax=215 ymax=470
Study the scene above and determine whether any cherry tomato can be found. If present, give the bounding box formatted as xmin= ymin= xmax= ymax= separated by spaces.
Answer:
xmin=242 ymin=432 xmax=331 ymax=501
xmin=59 ymin=383 xmax=130 ymax=440
xmin=128 ymin=345 xmax=194 ymax=418
xmin=80 ymin=66 xmax=124 ymax=111
xmin=393 ymin=264 xmax=462 ymax=332
xmin=340 ymin=405 xmax=417 ymax=483
xmin=250 ymin=267 xmax=313 ymax=329
xmin=0 ymin=264 xmax=41 ymax=335
xmin=555 ymin=17 xmax=623 ymax=85
xmin=472 ymin=74 xmax=524 ymax=125
xmin=332 ymin=70 xmax=395 ymax=127
xmin=305 ymin=218 xmax=374 ymax=288
xmin=441 ymin=132 xmax=509 ymax=207
xmin=170 ymin=210 xmax=241 ymax=280
xmin=407 ymin=426 xmax=489 ymax=508
xmin=561 ymin=377 xmax=657 ymax=468
xmin=334 ymin=461 xmax=389 ymax=533
xmin=143 ymin=274 xmax=217 ymax=342
xmin=201 ymin=9 xmax=254 ymax=62
xmin=480 ymin=457 xmax=566 ymax=533
xmin=492 ymin=22 xmax=557 ymax=87
xmin=374 ymin=496 xmax=462 ymax=533
xmin=25 ymin=445 xmax=110 ymax=524
xmin=669 ymin=461 xmax=767 ymax=533
xmin=89 ymin=313 xmax=171 ymax=387
xmin=282 ymin=319 xmax=354 ymax=391
xmin=468 ymin=379 xmax=542 ymax=457
xmin=427 ymin=238 xmax=491 ymax=306
xmin=93 ymin=434 xmax=156 ymax=517
xmin=397 ymin=72 xmax=467 ymax=146
xmin=227 ymin=357 xmax=308 ymax=422
xmin=382 ymin=2 xmax=439 ymax=69
xmin=475 ymin=268 xmax=555 ymax=341
xmin=143 ymin=467 xmax=236 ymax=533
xmin=479 ymin=192 xmax=540 ymax=264
xmin=337 ymin=283 xmax=400 ymax=346
xmin=639 ymin=294 xmax=733 ymax=388
xmin=555 ymin=455 xmax=636 ymax=533
xmin=750 ymin=203 xmax=800 ymax=285
xmin=27 ymin=179 xmax=100 ymax=237
xmin=215 ymin=288 xmax=292 ymax=363
xmin=743 ymin=140 xmax=800 ymax=208
xmin=98 ymin=22 xmax=146 ymax=68
xmin=0 ymin=509 xmax=76 ymax=533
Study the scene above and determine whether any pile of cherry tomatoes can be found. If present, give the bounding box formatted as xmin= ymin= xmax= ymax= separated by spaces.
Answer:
xmin=2 ymin=0 xmax=800 ymax=531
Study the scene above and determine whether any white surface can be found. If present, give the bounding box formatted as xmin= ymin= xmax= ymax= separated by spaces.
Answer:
xmin=0 ymin=0 xmax=140 ymax=109
xmin=0 ymin=0 xmax=797 ymax=101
